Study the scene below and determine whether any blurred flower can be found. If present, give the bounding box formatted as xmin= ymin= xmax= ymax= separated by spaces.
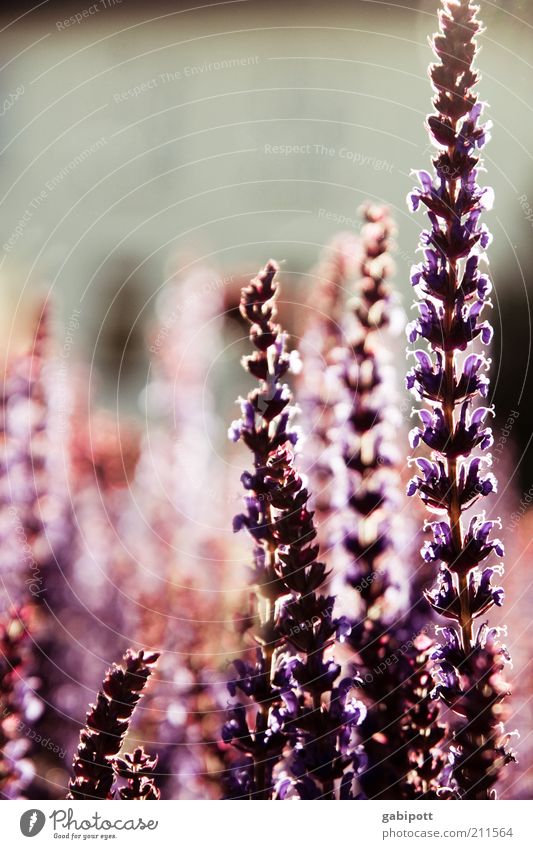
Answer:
xmin=330 ymin=204 xmax=449 ymax=798
xmin=298 ymin=233 xmax=359 ymax=556
xmin=0 ymin=607 xmax=40 ymax=799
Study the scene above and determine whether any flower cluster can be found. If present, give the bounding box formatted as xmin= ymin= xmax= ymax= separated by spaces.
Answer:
xmin=334 ymin=204 xmax=400 ymax=622
xmin=114 ymin=747 xmax=161 ymax=800
xmin=0 ymin=305 xmax=56 ymax=611
xmin=407 ymin=0 xmax=515 ymax=798
xmin=397 ymin=634 xmax=449 ymax=798
xmin=68 ymin=649 xmax=160 ymax=800
xmin=299 ymin=233 xmax=358 ymax=551
xmin=223 ymin=261 xmax=365 ymax=799
xmin=0 ymin=307 xmax=78 ymax=797
xmin=330 ymin=204 xmax=448 ymax=798
xmin=0 ymin=608 xmax=40 ymax=798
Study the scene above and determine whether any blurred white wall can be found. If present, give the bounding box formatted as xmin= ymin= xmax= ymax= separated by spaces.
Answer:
xmin=0 ymin=0 xmax=532 ymax=367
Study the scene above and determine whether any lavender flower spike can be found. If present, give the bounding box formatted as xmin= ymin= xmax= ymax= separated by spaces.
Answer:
xmin=68 ymin=649 xmax=159 ymax=800
xmin=299 ymin=233 xmax=358 ymax=552
xmin=223 ymin=261 xmax=365 ymax=799
xmin=332 ymin=204 xmax=448 ymax=799
xmin=407 ymin=0 xmax=516 ymax=798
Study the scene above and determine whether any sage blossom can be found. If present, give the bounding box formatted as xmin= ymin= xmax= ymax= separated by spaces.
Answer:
xmin=223 ymin=261 xmax=365 ymax=799
xmin=68 ymin=649 xmax=159 ymax=800
xmin=331 ymin=204 xmax=448 ymax=798
xmin=407 ymin=0 xmax=516 ymax=798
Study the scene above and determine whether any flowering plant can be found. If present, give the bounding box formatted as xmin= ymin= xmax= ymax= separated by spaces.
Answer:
xmin=223 ymin=261 xmax=365 ymax=799
xmin=406 ymin=0 xmax=516 ymax=798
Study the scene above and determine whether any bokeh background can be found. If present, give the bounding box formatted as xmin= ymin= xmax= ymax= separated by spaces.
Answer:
xmin=0 ymin=0 xmax=531 ymax=800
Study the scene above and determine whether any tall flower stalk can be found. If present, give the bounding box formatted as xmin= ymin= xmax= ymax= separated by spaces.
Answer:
xmin=68 ymin=649 xmax=159 ymax=800
xmin=0 ymin=306 xmax=77 ymax=796
xmin=0 ymin=608 xmax=38 ymax=798
xmin=335 ymin=205 xmax=401 ymax=629
xmin=332 ymin=205 xmax=448 ymax=798
xmin=299 ymin=234 xmax=358 ymax=554
xmin=223 ymin=261 xmax=365 ymax=799
xmin=407 ymin=0 xmax=516 ymax=798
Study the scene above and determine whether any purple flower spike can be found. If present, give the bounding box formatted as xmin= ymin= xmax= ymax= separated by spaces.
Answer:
xmin=223 ymin=261 xmax=364 ymax=799
xmin=298 ymin=232 xmax=359 ymax=554
xmin=326 ymin=205 xmax=449 ymax=799
xmin=407 ymin=0 xmax=516 ymax=799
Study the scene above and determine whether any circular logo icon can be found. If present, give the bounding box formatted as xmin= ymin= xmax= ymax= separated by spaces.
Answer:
xmin=20 ymin=810 xmax=46 ymax=837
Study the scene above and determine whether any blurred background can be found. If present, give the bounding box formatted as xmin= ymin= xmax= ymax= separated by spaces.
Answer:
xmin=0 ymin=0 xmax=531 ymax=800
xmin=1 ymin=1 xmax=532 ymax=457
